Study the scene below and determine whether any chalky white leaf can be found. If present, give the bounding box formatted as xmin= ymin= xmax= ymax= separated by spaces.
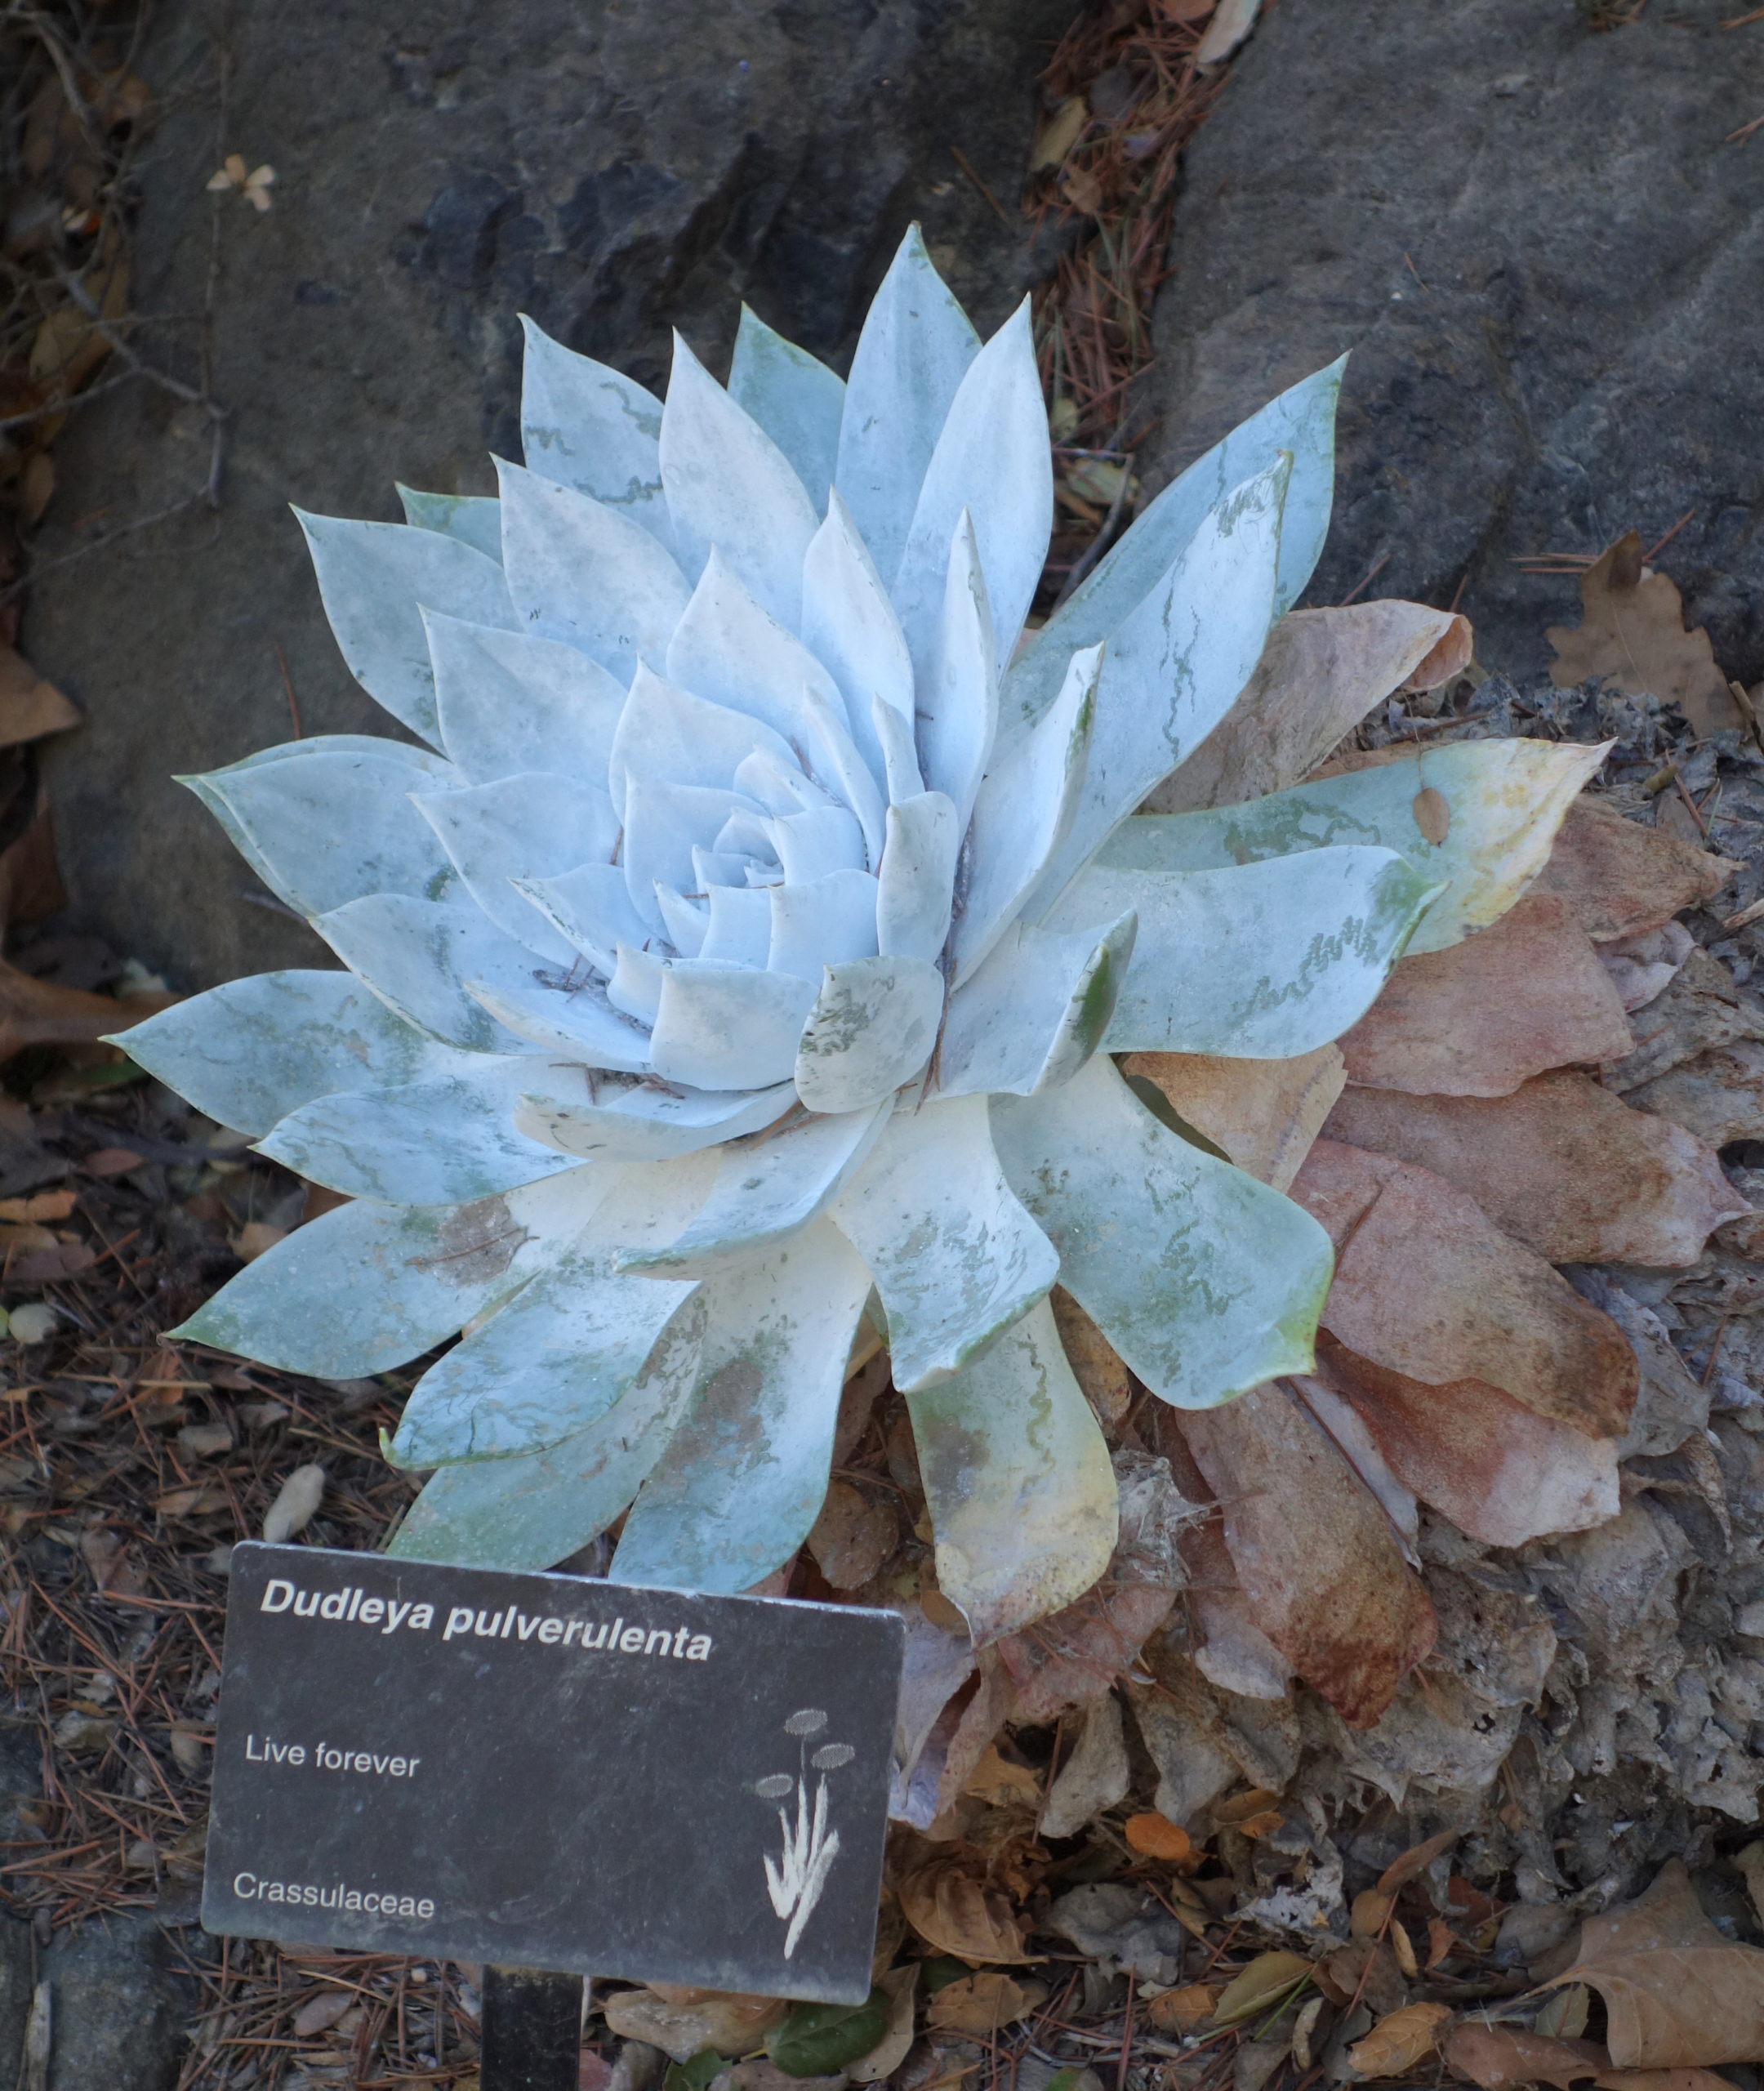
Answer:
xmin=519 ymin=315 xmax=670 ymax=541
xmin=728 ymin=307 xmax=845 ymax=515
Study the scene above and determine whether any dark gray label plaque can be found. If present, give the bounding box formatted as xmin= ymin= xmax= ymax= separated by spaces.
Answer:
xmin=203 ymin=1543 xmax=904 ymax=2004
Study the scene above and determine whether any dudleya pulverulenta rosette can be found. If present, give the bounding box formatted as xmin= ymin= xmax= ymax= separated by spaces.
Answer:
xmin=118 ymin=229 xmax=1600 ymax=1639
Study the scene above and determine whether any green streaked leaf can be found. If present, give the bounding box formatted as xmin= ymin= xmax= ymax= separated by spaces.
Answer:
xmin=907 ymin=1293 xmax=1117 ymax=1643
xmin=993 ymin=1056 xmax=1334 ymax=1409
xmin=1096 ymin=737 xmax=1607 ymax=955
xmin=768 ymin=1991 xmax=892 ymax=2076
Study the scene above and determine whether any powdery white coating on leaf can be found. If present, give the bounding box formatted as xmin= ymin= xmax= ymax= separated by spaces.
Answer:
xmin=398 ymin=487 xmax=504 ymax=561
xmin=256 ymin=1059 xmax=585 ymax=1206
xmin=518 ymin=314 xmax=669 ymax=538
xmin=1107 ymin=738 xmax=1608 ymax=955
xmin=728 ymin=306 xmax=846 ymax=515
xmin=993 ymin=1054 xmax=1334 ymax=1409
xmin=795 ymin=956 xmax=944 ymax=1112
xmin=830 ymin=1093 xmax=1059 ymax=1392
xmin=661 ymin=331 xmax=820 ymax=625
xmin=294 ymin=511 xmax=517 ymax=745
xmin=516 ymin=1077 xmax=794 ymax=1164
xmin=390 ymin=1155 xmax=718 ymax=1468
xmin=1021 ymin=457 xmax=1287 ymax=920
xmin=906 ymin=1294 xmax=1118 ymax=1644
xmin=185 ymin=740 xmax=461 ymax=921
xmin=312 ymin=895 xmax=533 ymax=1053
xmin=176 ymin=1172 xmax=599 ymax=1378
xmin=938 ymin=914 xmax=1135 ymax=1099
xmin=1055 ymin=847 xmax=1440 ymax=1059
xmin=621 ymin=1098 xmax=893 ymax=1277
xmin=1004 ymin=355 xmax=1343 ymax=735
xmin=611 ymin=1220 xmax=875 ymax=1592
xmin=114 ymin=970 xmax=473 ymax=1139
xmin=423 ymin=610 xmax=623 ymax=787
xmin=414 ymin=771 xmax=621 ymax=960
xmin=835 ymin=225 xmax=980 ymax=587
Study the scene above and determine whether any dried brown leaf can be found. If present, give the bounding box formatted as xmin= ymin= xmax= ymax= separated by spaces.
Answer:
xmin=1124 ymin=1044 xmax=1343 ymax=1191
xmin=1176 ymin=1384 xmax=1436 ymax=1727
xmin=1443 ymin=2023 xmax=1606 ymax=2089
xmin=1124 ymin=1812 xmax=1192 ymax=1861
xmin=1049 ymin=1286 xmax=1134 ymax=1427
xmin=1377 ymin=1825 xmax=1461 ymax=1893
xmin=1145 ymin=601 xmax=1471 ymax=813
xmin=1530 ymin=796 xmax=1738 ymax=943
xmin=1210 ymin=1950 xmax=1312 ymax=2025
xmin=1324 ymin=1070 xmax=1748 ymax=1266
xmin=805 ymin=1480 xmax=897 ymax=1590
xmin=924 ymin=1971 xmax=1045 ymax=2036
xmin=961 ymin=1745 xmax=1040 ymax=1809
xmin=1347 ymin=2001 xmax=1452 ymax=2079
xmin=1552 ymin=1858 xmax=1764 ymax=2067
xmin=1337 ymin=895 xmax=1634 ymax=1097
xmin=1547 ymin=533 xmax=1740 ymax=736
xmin=1289 ymin=1140 xmax=1637 ymax=1438
xmin=1148 ymin=1983 xmax=1220 ymax=2034
xmin=0 ymin=646 xmax=80 ymax=751
xmin=1351 ymin=1888 xmax=1396 ymax=1937
xmin=897 ymin=1855 xmax=1033 ymax=1964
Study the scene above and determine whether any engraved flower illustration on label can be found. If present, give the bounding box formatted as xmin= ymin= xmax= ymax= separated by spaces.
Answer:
xmin=755 ymin=1707 xmax=854 ymax=1956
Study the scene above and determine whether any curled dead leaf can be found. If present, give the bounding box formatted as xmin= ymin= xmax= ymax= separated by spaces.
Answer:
xmin=1147 ymin=1983 xmax=1220 ymax=2035
xmin=1123 ymin=1812 xmax=1191 ymax=1861
xmin=1124 ymin=1044 xmax=1343 ymax=1192
xmin=805 ymin=1479 xmax=897 ymax=1590
xmin=1347 ymin=2001 xmax=1452 ymax=2080
xmin=1552 ymin=1858 xmax=1764 ymax=2069
xmin=897 ymin=1855 xmax=1033 ymax=1964
xmin=1443 ymin=2022 xmax=1606 ymax=2090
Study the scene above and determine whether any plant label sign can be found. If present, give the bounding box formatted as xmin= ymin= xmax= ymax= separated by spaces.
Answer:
xmin=203 ymin=1542 xmax=905 ymax=2003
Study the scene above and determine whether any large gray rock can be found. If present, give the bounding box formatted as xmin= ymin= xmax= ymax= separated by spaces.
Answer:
xmin=1143 ymin=0 xmax=1764 ymax=689
xmin=27 ymin=0 xmax=1072 ymax=987
xmin=0 ymin=1912 xmax=195 ymax=2091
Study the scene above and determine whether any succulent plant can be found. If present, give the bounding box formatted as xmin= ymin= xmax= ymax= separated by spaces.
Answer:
xmin=118 ymin=230 xmax=1597 ymax=1640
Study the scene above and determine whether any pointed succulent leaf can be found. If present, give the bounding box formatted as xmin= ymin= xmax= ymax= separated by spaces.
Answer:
xmin=111 ymin=970 xmax=474 ymax=1139
xmin=993 ymin=1054 xmax=1334 ymax=1408
xmin=1049 ymin=846 xmax=1441 ymax=1058
xmin=622 ymin=1097 xmax=893 ymax=1277
xmin=391 ymin=1155 xmax=718 ymax=1465
xmin=952 ymin=644 xmax=1100 ymax=984
xmin=891 ymin=301 xmax=1052 ymax=671
xmin=907 ymin=1295 xmax=1117 ymax=1643
xmin=256 ymin=1059 xmax=584 ymax=1205
xmin=519 ymin=314 xmax=670 ymax=541
xmin=174 ymin=1172 xmax=595 ymax=1376
xmin=295 ymin=510 xmax=517 ymax=744
xmin=1099 ymin=738 xmax=1608 ymax=955
xmin=875 ymin=793 xmax=958 ymax=964
xmin=647 ymin=961 xmax=818 ymax=1090
xmin=659 ymin=331 xmax=820 ymax=625
xmin=397 ymin=486 xmax=503 ymax=561
xmin=314 ymin=895 xmax=537 ymax=1052
xmin=389 ymin=1292 xmax=709 ymax=1569
xmin=664 ymin=551 xmax=853 ymax=766
xmin=424 ymin=610 xmax=623 ymax=788
xmin=414 ymin=772 xmax=621 ymax=959
xmin=1022 ymin=459 xmax=1288 ymax=918
xmin=915 ymin=512 xmax=998 ymax=834
xmin=800 ymin=490 xmax=915 ymax=794
xmin=795 ymin=955 xmax=944 ymax=1113
xmin=623 ymin=777 xmax=761 ymax=935
xmin=466 ymin=974 xmax=654 ymax=1070
xmin=1006 ymin=356 xmax=1343 ymax=733
xmin=728 ymin=306 xmax=845 ymax=515
xmin=516 ymin=1077 xmax=794 ymax=1163
xmin=609 ymin=663 xmax=796 ymax=819
xmin=515 ymin=862 xmax=653 ymax=977
xmin=611 ymin=1220 xmax=875 ymax=1591
xmin=830 ymin=1092 xmax=1058 ymax=1390
xmin=835 ymin=225 xmax=980 ymax=586
xmin=184 ymin=742 xmax=460 ymax=920
xmin=495 ymin=458 xmax=692 ymax=681
xmin=767 ymin=870 xmax=880 ymax=981
xmin=937 ymin=913 xmax=1134 ymax=1099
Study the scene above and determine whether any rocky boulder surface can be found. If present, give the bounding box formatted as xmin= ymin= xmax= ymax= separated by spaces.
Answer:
xmin=27 ymin=0 xmax=1072 ymax=985
xmin=1143 ymin=0 xmax=1764 ymax=689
